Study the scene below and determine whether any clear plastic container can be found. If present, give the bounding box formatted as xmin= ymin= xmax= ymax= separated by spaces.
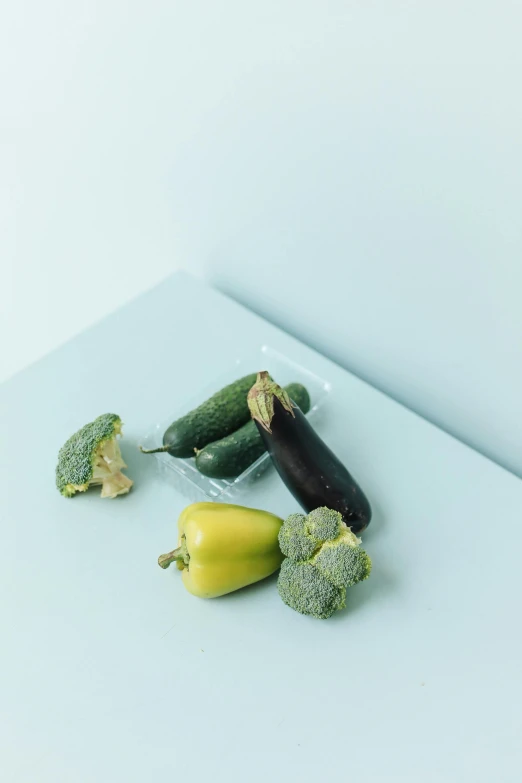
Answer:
xmin=140 ymin=344 xmax=331 ymax=503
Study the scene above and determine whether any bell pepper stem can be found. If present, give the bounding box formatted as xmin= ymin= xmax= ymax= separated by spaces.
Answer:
xmin=158 ymin=536 xmax=190 ymax=569
xmin=158 ymin=548 xmax=183 ymax=569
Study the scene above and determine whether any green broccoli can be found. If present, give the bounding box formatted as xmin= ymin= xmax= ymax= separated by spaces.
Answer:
xmin=56 ymin=413 xmax=133 ymax=498
xmin=277 ymin=507 xmax=372 ymax=619
xmin=278 ymin=559 xmax=346 ymax=619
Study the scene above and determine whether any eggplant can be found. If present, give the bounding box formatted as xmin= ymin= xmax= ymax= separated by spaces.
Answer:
xmin=248 ymin=372 xmax=372 ymax=534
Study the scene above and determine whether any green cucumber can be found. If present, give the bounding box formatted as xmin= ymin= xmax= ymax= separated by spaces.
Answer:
xmin=140 ymin=373 xmax=258 ymax=458
xmin=195 ymin=382 xmax=311 ymax=479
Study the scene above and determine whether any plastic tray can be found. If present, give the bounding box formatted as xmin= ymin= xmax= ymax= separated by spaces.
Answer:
xmin=140 ymin=344 xmax=331 ymax=503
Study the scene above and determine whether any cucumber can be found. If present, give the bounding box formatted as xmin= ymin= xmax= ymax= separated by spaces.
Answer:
xmin=195 ymin=382 xmax=311 ymax=479
xmin=140 ymin=373 xmax=258 ymax=458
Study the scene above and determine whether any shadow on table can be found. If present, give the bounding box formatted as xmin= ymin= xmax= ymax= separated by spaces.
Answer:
xmin=122 ymin=436 xmax=163 ymax=484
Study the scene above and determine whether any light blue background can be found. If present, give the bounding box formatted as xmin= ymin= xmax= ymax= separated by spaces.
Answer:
xmin=2 ymin=1 xmax=521 ymax=474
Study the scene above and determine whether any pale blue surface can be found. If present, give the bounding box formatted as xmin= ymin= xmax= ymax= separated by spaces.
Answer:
xmin=1 ymin=272 xmax=522 ymax=782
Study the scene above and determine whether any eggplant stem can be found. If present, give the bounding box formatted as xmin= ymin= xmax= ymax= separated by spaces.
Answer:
xmin=247 ymin=371 xmax=295 ymax=431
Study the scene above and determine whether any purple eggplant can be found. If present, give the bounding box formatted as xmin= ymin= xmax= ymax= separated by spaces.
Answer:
xmin=248 ymin=372 xmax=371 ymax=534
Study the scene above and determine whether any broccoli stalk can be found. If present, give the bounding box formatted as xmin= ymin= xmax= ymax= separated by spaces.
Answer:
xmin=277 ymin=507 xmax=372 ymax=619
xmin=56 ymin=413 xmax=133 ymax=498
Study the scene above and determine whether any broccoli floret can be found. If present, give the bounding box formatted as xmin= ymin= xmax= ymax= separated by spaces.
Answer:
xmin=313 ymin=529 xmax=372 ymax=588
xmin=306 ymin=506 xmax=343 ymax=542
xmin=278 ymin=507 xmax=342 ymax=560
xmin=277 ymin=507 xmax=372 ymax=619
xmin=56 ymin=413 xmax=133 ymax=498
xmin=278 ymin=559 xmax=345 ymax=619
xmin=278 ymin=513 xmax=315 ymax=560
